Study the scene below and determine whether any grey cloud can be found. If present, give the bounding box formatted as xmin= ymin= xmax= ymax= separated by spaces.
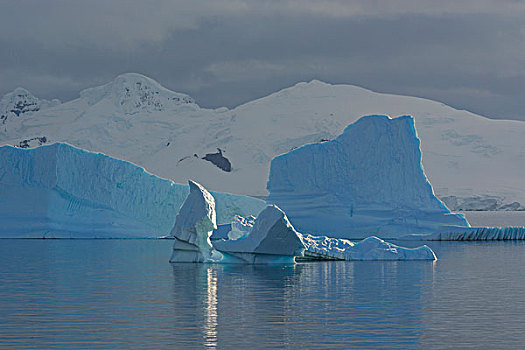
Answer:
xmin=0 ymin=3 xmax=523 ymax=120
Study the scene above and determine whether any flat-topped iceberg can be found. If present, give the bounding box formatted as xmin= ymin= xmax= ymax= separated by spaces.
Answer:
xmin=0 ymin=143 xmax=265 ymax=238
xmin=267 ymin=115 xmax=468 ymax=239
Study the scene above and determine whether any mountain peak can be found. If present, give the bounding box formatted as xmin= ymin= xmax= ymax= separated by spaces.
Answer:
xmin=79 ymin=73 xmax=196 ymax=114
xmin=1 ymin=88 xmax=60 ymax=124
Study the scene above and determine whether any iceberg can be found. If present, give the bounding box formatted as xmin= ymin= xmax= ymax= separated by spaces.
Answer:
xmin=169 ymin=180 xmax=223 ymax=263
xmin=227 ymin=215 xmax=255 ymax=240
xmin=209 ymin=215 xmax=255 ymax=241
xmin=299 ymin=234 xmax=436 ymax=260
xmin=172 ymin=181 xmax=436 ymax=262
xmin=213 ymin=205 xmax=306 ymax=264
xmin=405 ymin=226 xmax=525 ymax=241
xmin=170 ymin=181 xmax=305 ymax=264
xmin=267 ymin=115 xmax=468 ymax=239
xmin=0 ymin=143 xmax=265 ymax=238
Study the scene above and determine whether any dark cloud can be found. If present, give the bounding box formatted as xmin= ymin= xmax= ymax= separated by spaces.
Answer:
xmin=0 ymin=2 xmax=523 ymax=120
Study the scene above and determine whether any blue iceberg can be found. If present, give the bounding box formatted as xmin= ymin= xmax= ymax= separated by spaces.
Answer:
xmin=0 ymin=143 xmax=265 ymax=238
xmin=267 ymin=115 xmax=468 ymax=239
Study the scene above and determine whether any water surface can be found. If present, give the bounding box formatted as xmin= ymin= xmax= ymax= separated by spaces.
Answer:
xmin=1 ymin=239 xmax=525 ymax=349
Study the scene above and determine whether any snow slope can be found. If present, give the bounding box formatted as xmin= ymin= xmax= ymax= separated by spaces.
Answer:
xmin=0 ymin=143 xmax=265 ymax=238
xmin=267 ymin=115 xmax=468 ymax=239
xmin=1 ymin=74 xmax=524 ymax=210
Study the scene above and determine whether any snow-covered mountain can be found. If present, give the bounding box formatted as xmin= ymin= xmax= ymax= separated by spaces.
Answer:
xmin=0 ymin=87 xmax=60 ymax=127
xmin=1 ymin=73 xmax=524 ymax=210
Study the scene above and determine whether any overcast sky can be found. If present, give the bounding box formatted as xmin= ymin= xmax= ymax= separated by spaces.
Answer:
xmin=1 ymin=0 xmax=524 ymax=120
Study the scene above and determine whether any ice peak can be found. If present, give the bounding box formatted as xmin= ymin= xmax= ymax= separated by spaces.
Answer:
xmin=306 ymin=79 xmax=329 ymax=86
xmin=79 ymin=73 xmax=196 ymax=114
xmin=111 ymin=73 xmax=168 ymax=93
xmin=10 ymin=87 xmax=33 ymax=97
xmin=290 ymin=79 xmax=331 ymax=90
xmin=2 ymin=87 xmax=38 ymax=106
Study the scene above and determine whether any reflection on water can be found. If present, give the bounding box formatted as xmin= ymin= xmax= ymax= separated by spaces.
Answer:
xmin=204 ymin=268 xmax=218 ymax=349
xmin=1 ymin=240 xmax=525 ymax=349
xmin=169 ymin=259 xmax=433 ymax=349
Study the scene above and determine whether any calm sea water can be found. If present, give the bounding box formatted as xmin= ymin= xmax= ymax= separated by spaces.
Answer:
xmin=1 ymin=239 xmax=525 ymax=349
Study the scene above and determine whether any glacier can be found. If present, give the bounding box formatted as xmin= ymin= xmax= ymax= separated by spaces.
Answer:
xmin=0 ymin=143 xmax=265 ymax=238
xmin=267 ymin=115 xmax=469 ymax=239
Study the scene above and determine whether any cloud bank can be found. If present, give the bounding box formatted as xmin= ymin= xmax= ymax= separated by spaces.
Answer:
xmin=0 ymin=0 xmax=523 ymax=120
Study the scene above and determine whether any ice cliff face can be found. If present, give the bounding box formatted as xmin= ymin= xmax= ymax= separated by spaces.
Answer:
xmin=267 ymin=115 xmax=469 ymax=239
xmin=0 ymin=88 xmax=60 ymax=125
xmin=0 ymin=143 xmax=265 ymax=238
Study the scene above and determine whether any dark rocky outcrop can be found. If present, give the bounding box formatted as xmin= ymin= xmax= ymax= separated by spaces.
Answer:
xmin=17 ymin=136 xmax=47 ymax=148
xmin=202 ymin=148 xmax=232 ymax=172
